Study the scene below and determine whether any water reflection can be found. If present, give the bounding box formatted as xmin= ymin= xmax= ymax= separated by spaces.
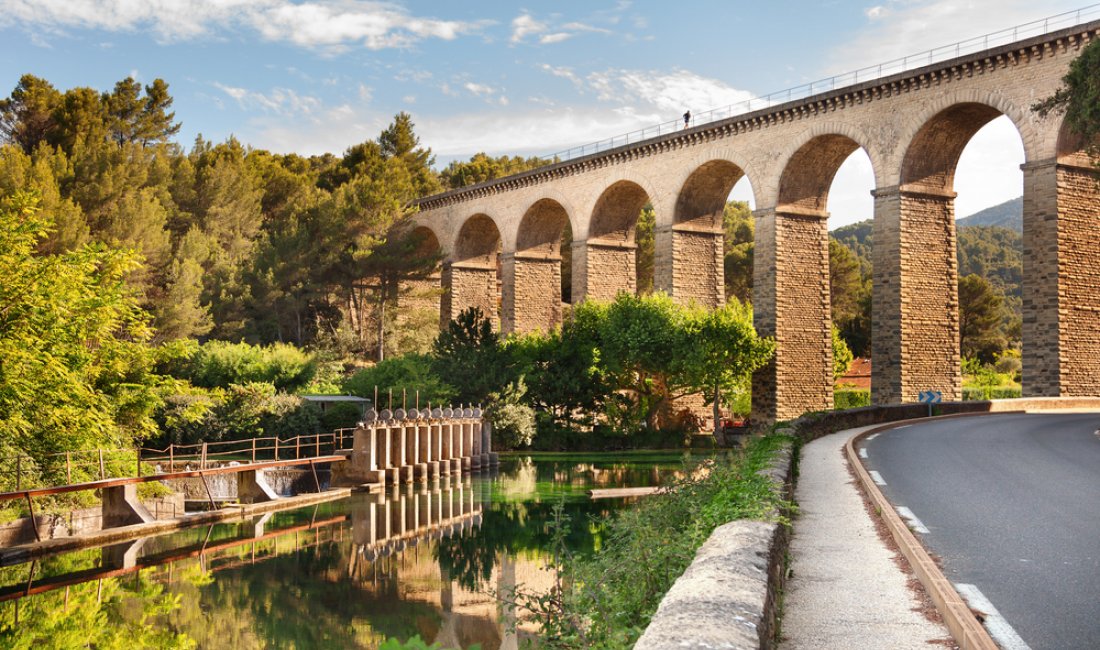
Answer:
xmin=0 ymin=453 xmax=693 ymax=649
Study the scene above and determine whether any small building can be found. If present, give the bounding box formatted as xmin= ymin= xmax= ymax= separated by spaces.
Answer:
xmin=837 ymin=357 xmax=871 ymax=390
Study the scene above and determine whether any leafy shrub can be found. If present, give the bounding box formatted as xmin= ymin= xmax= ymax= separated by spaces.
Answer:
xmin=343 ymin=353 xmax=455 ymax=407
xmin=834 ymin=389 xmax=871 ymax=410
xmin=962 ymin=386 xmax=1022 ymax=401
xmin=162 ymin=341 xmax=318 ymax=393
xmin=155 ymin=382 xmax=323 ymax=446
xmin=489 ymin=403 xmax=537 ymax=449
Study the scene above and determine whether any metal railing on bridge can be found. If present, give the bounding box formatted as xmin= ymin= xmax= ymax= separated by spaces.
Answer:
xmin=546 ymin=4 xmax=1100 ymax=163
xmin=0 ymin=429 xmax=359 ymax=495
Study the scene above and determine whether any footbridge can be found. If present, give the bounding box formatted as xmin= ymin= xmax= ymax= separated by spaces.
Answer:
xmin=409 ymin=11 xmax=1100 ymax=422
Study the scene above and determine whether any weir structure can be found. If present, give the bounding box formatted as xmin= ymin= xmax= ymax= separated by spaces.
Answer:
xmin=333 ymin=406 xmax=499 ymax=488
xmin=407 ymin=14 xmax=1100 ymax=423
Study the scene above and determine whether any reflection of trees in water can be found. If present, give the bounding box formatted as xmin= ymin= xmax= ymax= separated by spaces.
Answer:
xmin=434 ymin=496 xmax=618 ymax=591
xmin=0 ymin=550 xmax=198 ymax=649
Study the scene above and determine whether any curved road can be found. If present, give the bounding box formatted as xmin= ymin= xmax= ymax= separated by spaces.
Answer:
xmin=862 ymin=412 xmax=1100 ymax=650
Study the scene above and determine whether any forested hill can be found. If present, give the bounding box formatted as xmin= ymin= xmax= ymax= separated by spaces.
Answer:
xmin=830 ymin=216 xmax=1022 ymax=298
xmin=955 ymin=196 xmax=1023 ymax=231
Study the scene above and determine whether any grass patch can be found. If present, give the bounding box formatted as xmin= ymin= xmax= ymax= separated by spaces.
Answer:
xmin=506 ymin=434 xmax=793 ymax=649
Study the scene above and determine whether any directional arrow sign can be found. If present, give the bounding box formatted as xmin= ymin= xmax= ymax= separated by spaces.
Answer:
xmin=918 ymin=390 xmax=943 ymax=404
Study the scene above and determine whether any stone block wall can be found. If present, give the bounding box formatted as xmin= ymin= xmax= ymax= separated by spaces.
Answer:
xmin=1056 ymin=164 xmax=1100 ymax=394
xmin=575 ymin=241 xmax=636 ymax=302
xmin=502 ymin=253 xmax=562 ymax=334
xmin=441 ymin=264 xmax=497 ymax=327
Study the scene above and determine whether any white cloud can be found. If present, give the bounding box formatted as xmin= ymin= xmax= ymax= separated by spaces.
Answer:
xmin=540 ymin=32 xmax=573 ymax=45
xmin=583 ymin=68 xmax=758 ymax=117
xmin=829 ymin=0 xmax=1083 ymax=74
xmin=510 ymin=14 xmax=547 ymax=44
xmin=214 ymin=83 xmax=323 ymax=117
xmin=511 ymin=12 xmax=616 ymax=45
xmin=0 ymin=0 xmax=491 ymax=51
xmin=463 ymin=82 xmax=494 ymax=96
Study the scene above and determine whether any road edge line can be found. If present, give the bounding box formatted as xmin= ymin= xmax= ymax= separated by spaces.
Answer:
xmin=844 ymin=425 xmax=998 ymax=650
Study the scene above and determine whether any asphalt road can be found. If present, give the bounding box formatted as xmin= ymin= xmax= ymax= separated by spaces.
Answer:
xmin=862 ymin=412 xmax=1100 ymax=650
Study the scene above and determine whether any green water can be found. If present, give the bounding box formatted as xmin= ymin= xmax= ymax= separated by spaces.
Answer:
xmin=0 ymin=452 xmax=699 ymax=649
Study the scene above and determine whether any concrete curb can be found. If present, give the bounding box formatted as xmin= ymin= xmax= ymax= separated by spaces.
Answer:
xmin=634 ymin=441 xmax=795 ymax=650
xmin=844 ymin=421 xmax=998 ymax=650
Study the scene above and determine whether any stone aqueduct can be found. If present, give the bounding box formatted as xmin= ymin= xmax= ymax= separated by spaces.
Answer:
xmin=410 ymin=21 xmax=1100 ymax=423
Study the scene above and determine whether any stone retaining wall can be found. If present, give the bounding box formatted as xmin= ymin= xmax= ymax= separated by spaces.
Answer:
xmin=635 ymin=444 xmax=794 ymax=649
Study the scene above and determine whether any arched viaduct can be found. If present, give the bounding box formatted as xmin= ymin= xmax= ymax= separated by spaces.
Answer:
xmin=411 ymin=21 xmax=1100 ymax=423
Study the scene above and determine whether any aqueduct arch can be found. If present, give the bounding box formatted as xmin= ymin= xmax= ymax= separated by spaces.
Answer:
xmin=414 ymin=21 xmax=1100 ymax=422
xmin=575 ymin=179 xmax=653 ymax=303
xmin=442 ymin=214 xmax=501 ymax=327
xmin=658 ymin=159 xmax=746 ymax=308
xmin=503 ymin=198 xmax=571 ymax=333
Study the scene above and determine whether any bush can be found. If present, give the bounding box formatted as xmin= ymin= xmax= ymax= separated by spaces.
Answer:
xmin=962 ymin=386 xmax=1022 ymax=401
xmin=154 ymin=382 xmax=323 ymax=446
xmin=162 ymin=340 xmax=318 ymax=393
xmin=343 ymin=353 xmax=454 ymax=407
xmin=834 ymin=389 xmax=871 ymax=410
xmin=489 ymin=402 xmax=537 ymax=449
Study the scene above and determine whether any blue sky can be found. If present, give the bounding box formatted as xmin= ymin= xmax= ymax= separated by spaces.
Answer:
xmin=0 ymin=0 xmax=1090 ymax=226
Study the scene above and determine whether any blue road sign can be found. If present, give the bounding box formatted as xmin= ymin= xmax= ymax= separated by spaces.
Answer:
xmin=918 ymin=390 xmax=943 ymax=404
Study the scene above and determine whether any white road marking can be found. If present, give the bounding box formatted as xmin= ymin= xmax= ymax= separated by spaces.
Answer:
xmin=954 ymin=583 xmax=1032 ymax=650
xmin=895 ymin=506 xmax=931 ymax=534
xmin=869 ymin=470 xmax=886 ymax=486
xmin=859 ymin=448 xmax=868 ymax=459
xmin=867 ymin=433 xmax=880 ymax=441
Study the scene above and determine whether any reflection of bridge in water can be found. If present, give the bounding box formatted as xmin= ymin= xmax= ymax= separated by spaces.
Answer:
xmin=0 ymin=474 xmax=486 ymax=606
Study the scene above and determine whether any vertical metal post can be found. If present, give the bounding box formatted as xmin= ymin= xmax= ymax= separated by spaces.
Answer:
xmin=15 ymin=456 xmax=21 ymax=491
xmin=25 ymin=494 xmax=40 ymax=542
xmin=136 ymin=448 xmax=141 ymax=477
xmin=252 ymin=439 xmax=257 ymax=463
xmin=295 ymin=436 xmax=301 ymax=459
xmin=200 ymin=443 xmax=207 ymax=470
xmin=274 ymin=438 xmax=280 ymax=461
xmin=66 ymin=452 xmax=71 ymax=484
xmin=168 ymin=446 xmax=173 ymax=471
xmin=99 ymin=449 xmax=106 ymax=479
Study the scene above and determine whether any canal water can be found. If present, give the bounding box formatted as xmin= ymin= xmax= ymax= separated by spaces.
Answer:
xmin=0 ymin=452 xmax=697 ymax=649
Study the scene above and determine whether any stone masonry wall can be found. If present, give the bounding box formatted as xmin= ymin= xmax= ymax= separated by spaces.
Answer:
xmin=1021 ymin=161 xmax=1062 ymax=396
xmin=898 ymin=191 xmax=961 ymax=402
xmin=441 ymin=265 xmax=497 ymax=327
xmin=502 ymin=254 xmax=562 ymax=333
xmin=671 ymin=228 xmax=724 ymax=308
xmin=576 ymin=241 xmax=635 ymax=302
xmin=1057 ymin=164 xmax=1100 ymax=394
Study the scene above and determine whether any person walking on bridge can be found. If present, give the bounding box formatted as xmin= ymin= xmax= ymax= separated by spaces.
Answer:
xmin=683 ymin=110 xmax=691 ymax=129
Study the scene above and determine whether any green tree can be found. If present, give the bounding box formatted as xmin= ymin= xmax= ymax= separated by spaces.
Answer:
xmin=0 ymin=74 xmax=61 ymax=153
xmin=0 ymin=192 xmax=162 ymax=489
xmin=958 ymin=273 xmax=1008 ymax=363
xmin=439 ymin=152 xmax=553 ymax=189
xmin=635 ymin=204 xmax=655 ymax=294
xmin=679 ymin=299 xmax=774 ymax=440
xmin=832 ymin=325 xmax=853 ymax=380
xmin=431 ymin=307 xmax=514 ymax=407
xmin=723 ymin=200 xmax=754 ymax=303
